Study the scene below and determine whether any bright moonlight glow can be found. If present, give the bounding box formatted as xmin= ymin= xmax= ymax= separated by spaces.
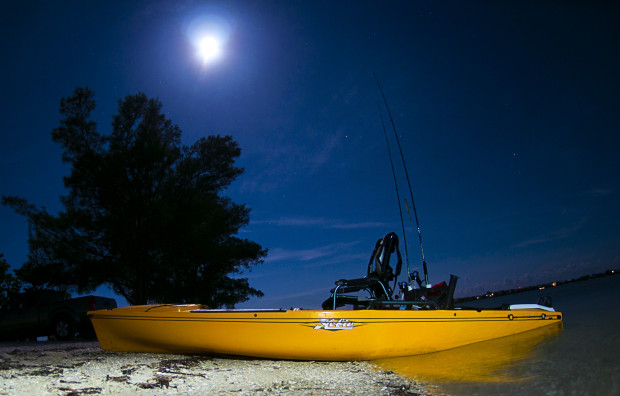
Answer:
xmin=198 ymin=36 xmax=221 ymax=64
xmin=184 ymin=10 xmax=232 ymax=67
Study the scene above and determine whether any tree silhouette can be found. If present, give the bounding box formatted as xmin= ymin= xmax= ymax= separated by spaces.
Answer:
xmin=0 ymin=254 xmax=22 ymax=310
xmin=2 ymin=88 xmax=266 ymax=307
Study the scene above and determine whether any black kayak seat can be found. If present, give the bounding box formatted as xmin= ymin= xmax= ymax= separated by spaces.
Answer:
xmin=322 ymin=232 xmax=403 ymax=310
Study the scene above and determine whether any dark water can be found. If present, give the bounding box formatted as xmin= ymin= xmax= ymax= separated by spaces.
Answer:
xmin=375 ymin=275 xmax=620 ymax=395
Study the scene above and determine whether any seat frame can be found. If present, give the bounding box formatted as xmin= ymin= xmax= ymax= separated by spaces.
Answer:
xmin=322 ymin=232 xmax=459 ymax=310
xmin=323 ymin=232 xmax=402 ymax=310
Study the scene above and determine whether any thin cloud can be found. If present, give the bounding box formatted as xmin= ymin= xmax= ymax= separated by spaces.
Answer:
xmin=254 ymin=217 xmax=328 ymax=227
xmin=299 ymin=252 xmax=369 ymax=269
xmin=253 ymin=216 xmax=391 ymax=230
xmin=259 ymin=287 xmax=329 ymax=302
xmin=307 ymin=133 xmax=340 ymax=174
xmin=583 ymin=187 xmax=613 ymax=197
xmin=238 ymin=132 xmax=342 ymax=194
xmin=513 ymin=220 xmax=586 ymax=249
xmin=267 ymin=241 xmax=359 ymax=262
xmin=331 ymin=221 xmax=392 ymax=230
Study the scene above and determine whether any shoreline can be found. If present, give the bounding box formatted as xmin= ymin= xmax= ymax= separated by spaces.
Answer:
xmin=0 ymin=341 xmax=438 ymax=395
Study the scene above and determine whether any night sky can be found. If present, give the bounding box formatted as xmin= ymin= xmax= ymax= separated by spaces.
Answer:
xmin=1 ymin=1 xmax=618 ymax=309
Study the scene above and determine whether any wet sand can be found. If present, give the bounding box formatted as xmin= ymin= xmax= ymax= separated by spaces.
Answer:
xmin=0 ymin=341 xmax=438 ymax=395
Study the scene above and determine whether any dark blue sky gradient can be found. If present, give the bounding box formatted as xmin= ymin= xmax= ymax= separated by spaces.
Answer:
xmin=1 ymin=1 xmax=618 ymax=308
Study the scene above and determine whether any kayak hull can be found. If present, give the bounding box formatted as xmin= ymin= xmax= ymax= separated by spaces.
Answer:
xmin=88 ymin=305 xmax=562 ymax=361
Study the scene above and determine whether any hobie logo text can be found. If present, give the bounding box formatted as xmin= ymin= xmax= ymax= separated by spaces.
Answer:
xmin=314 ymin=319 xmax=354 ymax=331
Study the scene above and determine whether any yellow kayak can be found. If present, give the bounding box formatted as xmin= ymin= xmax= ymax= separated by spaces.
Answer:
xmin=88 ymin=304 xmax=562 ymax=361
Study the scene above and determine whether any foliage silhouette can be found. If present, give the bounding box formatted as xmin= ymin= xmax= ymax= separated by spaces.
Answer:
xmin=0 ymin=254 xmax=22 ymax=310
xmin=2 ymin=88 xmax=266 ymax=307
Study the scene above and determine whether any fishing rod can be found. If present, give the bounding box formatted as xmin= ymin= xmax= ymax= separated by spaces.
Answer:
xmin=374 ymin=73 xmax=429 ymax=285
xmin=377 ymin=101 xmax=411 ymax=281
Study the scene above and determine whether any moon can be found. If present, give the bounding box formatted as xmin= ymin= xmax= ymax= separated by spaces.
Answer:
xmin=197 ymin=36 xmax=222 ymax=64
xmin=184 ymin=10 xmax=233 ymax=67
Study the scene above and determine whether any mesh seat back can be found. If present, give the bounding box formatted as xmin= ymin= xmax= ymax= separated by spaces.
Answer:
xmin=367 ymin=232 xmax=402 ymax=284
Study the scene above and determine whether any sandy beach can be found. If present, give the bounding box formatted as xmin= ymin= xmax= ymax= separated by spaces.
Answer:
xmin=0 ymin=341 xmax=436 ymax=395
